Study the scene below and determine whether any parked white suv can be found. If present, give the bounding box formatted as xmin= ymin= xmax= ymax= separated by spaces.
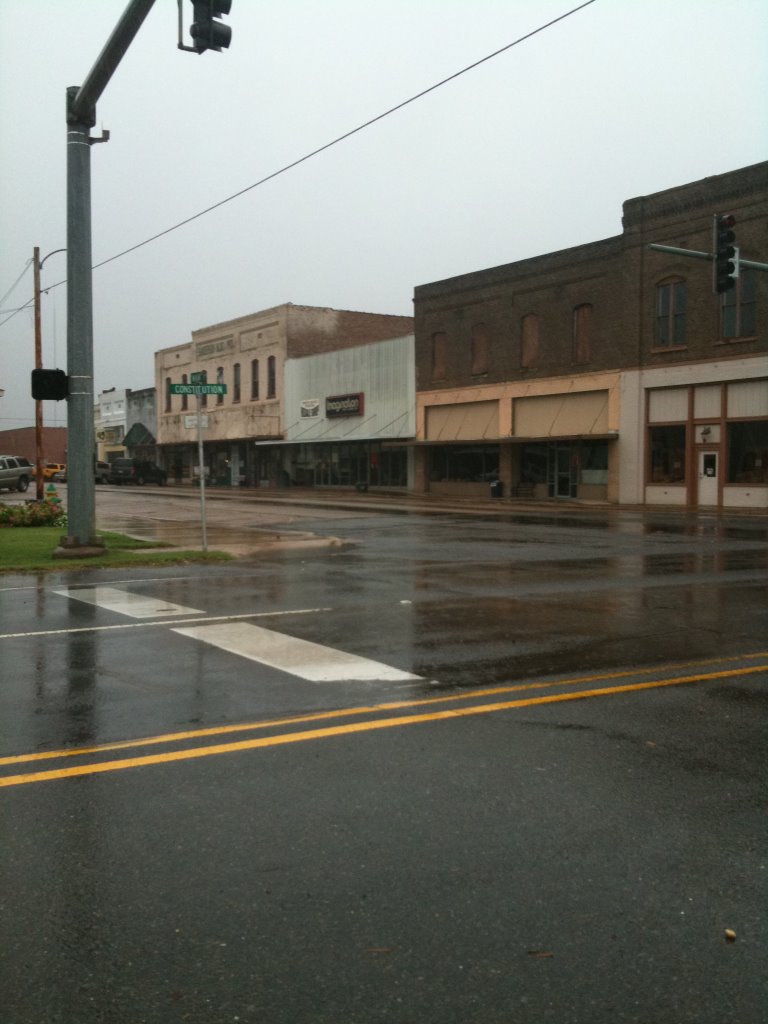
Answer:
xmin=0 ymin=455 xmax=33 ymax=493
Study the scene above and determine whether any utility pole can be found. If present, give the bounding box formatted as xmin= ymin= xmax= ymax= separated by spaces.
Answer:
xmin=33 ymin=246 xmax=66 ymax=502
xmin=59 ymin=0 xmax=157 ymax=556
xmin=33 ymin=248 xmax=44 ymax=501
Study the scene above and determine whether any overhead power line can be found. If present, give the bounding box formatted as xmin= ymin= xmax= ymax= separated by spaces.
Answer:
xmin=92 ymin=0 xmax=598 ymax=271
xmin=0 ymin=0 xmax=597 ymax=330
xmin=0 ymin=260 xmax=32 ymax=311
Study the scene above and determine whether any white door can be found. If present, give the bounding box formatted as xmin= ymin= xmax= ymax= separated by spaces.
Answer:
xmin=698 ymin=450 xmax=718 ymax=506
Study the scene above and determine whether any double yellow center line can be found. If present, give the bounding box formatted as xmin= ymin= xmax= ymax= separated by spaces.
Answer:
xmin=1 ymin=655 xmax=765 ymax=788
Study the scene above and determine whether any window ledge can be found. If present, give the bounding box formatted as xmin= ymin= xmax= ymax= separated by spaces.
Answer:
xmin=715 ymin=335 xmax=757 ymax=345
xmin=650 ymin=345 xmax=687 ymax=354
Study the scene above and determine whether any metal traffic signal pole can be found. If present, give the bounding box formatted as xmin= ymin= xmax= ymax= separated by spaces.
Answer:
xmin=60 ymin=0 xmax=157 ymax=556
xmin=60 ymin=0 xmax=230 ymax=556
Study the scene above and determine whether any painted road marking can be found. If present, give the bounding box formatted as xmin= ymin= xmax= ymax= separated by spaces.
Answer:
xmin=0 ymin=607 xmax=331 ymax=640
xmin=3 ymin=652 xmax=766 ymax=768
xmin=53 ymin=585 xmax=203 ymax=619
xmin=173 ymin=621 xmax=423 ymax=683
xmin=1 ymin=662 xmax=765 ymax=787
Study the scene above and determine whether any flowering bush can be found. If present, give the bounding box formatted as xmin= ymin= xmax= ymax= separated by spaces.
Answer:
xmin=0 ymin=501 xmax=68 ymax=528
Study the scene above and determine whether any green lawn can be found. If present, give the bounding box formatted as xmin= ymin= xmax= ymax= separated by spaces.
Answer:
xmin=0 ymin=528 xmax=232 ymax=572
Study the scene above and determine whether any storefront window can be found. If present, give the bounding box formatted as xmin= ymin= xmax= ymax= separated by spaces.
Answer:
xmin=728 ymin=421 xmax=768 ymax=483
xmin=289 ymin=443 xmax=407 ymax=488
xmin=649 ymin=425 xmax=686 ymax=482
xmin=579 ymin=442 xmax=608 ymax=485
xmin=520 ymin=443 xmax=548 ymax=484
xmin=429 ymin=445 xmax=499 ymax=482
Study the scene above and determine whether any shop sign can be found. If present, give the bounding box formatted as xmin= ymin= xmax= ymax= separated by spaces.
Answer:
xmin=300 ymin=399 xmax=320 ymax=418
xmin=326 ymin=392 xmax=364 ymax=417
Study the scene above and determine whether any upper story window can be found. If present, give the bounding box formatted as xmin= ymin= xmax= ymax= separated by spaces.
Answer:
xmin=471 ymin=324 xmax=489 ymax=375
xmin=181 ymin=374 xmax=188 ymax=412
xmin=431 ymin=331 xmax=447 ymax=380
xmin=233 ymin=363 xmax=241 ymax=403
xmin=267 ymin=355 xmax=277 ymax=399
xmin=216 ymin=366 xmax=225 ymax=406
xmin=164 ymin=377 xmax=171 ymax=413
xmin=572 ymin=304 xmax=593 ymax=364
xmin=721 ymin=268 xmax=756 ymax=340
xmin=251 ymin=359 xmax=259 ymax=400
xmin=656 ymin=279 xmax=686 ymax=347
xmin=521 ymin=314 xmax=540 ymax=368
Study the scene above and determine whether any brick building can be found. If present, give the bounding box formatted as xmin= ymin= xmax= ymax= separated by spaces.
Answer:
xmin=0 ymin=425 xmax=68 ymax=467
xmin=156 ymin=304 xmax=413 ymax=486
xmin=413 ymin=162 xmax=767 ymax=508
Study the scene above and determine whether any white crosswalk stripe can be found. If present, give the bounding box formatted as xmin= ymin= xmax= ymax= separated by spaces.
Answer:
xmin=53 ymin=586 xmax=204 ymax=619
xmin=173 ymin=621 xmax=423 ymax=683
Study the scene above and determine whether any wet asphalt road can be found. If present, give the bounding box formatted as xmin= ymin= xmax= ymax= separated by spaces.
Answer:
xmin=0 ymin=489 xmax=766 ymax=1023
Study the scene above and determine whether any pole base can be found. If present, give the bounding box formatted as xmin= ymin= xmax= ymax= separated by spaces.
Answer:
xmin=53 ymin=536 xmax=107 ymax=560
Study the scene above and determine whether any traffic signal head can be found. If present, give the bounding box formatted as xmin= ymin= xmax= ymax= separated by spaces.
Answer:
xmin=190 ymin=0 xmax=232 ymax=53
xmin=31 ymin=369 xmax=69 ymax=402
xmin=714 ymin=213 xmax=739 ymax=294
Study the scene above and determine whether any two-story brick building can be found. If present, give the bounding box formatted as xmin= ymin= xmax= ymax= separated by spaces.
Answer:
xmin=156 ymin=303 xmax=413 ymax=486
xmin=413 ymin=162 xmax=767 ymax=508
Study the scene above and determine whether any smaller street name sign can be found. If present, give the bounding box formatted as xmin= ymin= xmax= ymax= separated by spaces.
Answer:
xmin=190 ymin=371 xmax=207 ymax=384
xmin=169 ymin=384 xmax=227 ymax=396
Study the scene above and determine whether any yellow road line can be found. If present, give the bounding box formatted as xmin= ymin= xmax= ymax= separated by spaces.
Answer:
xmin=1 ymin=664 xmax=764 ymax=789
xmin=1 ymin=651 xmax=766 ymax=768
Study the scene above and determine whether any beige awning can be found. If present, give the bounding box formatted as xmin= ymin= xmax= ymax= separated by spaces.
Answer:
xmin=425 ymin=401 xmax=499 ymax=441
xmin=512 ymin=391 xmax=609 ymax=437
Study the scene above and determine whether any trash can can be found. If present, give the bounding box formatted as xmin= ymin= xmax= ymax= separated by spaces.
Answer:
xmin=490 ymin=480 xmax=503 ymax=498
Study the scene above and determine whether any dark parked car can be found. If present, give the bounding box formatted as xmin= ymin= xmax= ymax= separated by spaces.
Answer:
xmin=108 ymin=459 xmax=167 ymax=486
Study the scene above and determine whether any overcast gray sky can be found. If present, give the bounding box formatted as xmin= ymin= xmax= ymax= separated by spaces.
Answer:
xmin=1 ymin=0 xmax=767 ymax=431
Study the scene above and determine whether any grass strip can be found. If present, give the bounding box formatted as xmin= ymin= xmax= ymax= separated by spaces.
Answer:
xmin=0 ymin=528 xmax=231 ymax=573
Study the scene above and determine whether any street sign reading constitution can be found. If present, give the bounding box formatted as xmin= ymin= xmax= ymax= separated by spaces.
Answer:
xmin=169 ymin=383 xmax=227 ymax=396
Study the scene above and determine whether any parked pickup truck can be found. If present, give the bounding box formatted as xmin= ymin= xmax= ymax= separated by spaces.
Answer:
xmin=0 ymin=455 xmax=33 ymax=493
xmin=108 ymin=459 xmax=167 ymax=486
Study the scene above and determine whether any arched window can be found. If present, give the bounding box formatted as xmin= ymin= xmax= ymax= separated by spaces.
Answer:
xmin=572 ymin=304 xmax=593 ymax=364
xmin=251 ymin=359 xmax=259 ymax=400
xmin=233 ymin=363 xmax=241 ymax=403
xmin=471 ymin=324 xmax=489 ymax=375
xmin=521 ymin=314 xmax=540 ymax=368
xmin=656 ymin=279 xmax=686 ymax=347
xmin=721 ymin=268 xmax=756 ymax=339
xmin=164 ymin=377 xmax=172 ymax=413
xmin=267 ymin=355 xmax=276 ymax=398
xmin=216 ymin=366 xmax=224 ymax=406
xmin=431 ymin=331 xmax=447 ymax=380
xmin=181 ymin=373 xmax=188 ymax=412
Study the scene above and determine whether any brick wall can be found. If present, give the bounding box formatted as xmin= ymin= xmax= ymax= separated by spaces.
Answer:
xmin=0 ymin=426 xmax=68 ymax=464
xmin=285 ymin=305 xmax=414 ymax=358
xmin=414 ymin=162 xmax=768 ymax=393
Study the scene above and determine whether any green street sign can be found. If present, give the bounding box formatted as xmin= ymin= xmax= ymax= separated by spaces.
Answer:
xmin=169 ymin=383 xmax=227 ymax=396
xmin=190 ymin=371 xmax=207 ymax=384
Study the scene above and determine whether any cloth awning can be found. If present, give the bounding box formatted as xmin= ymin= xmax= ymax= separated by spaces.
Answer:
xmin=122 ymin=422 xmax=156 ymax=447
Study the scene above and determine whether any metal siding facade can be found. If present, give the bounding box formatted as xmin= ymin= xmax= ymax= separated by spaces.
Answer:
xmin=284 ymin=335 xmax=415 ymax=442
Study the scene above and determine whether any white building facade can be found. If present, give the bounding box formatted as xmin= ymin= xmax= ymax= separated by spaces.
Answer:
xmin=276 ymin=334 xmax=416 ymax=488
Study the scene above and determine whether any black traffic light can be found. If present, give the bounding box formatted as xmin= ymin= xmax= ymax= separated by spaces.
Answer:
xmin=31 ymin=369 xmax=69 ymax=401
xmin=190 ymin=0 xmax=232 ymax=53
xmin=713 ymin=213 xmax=739 ymax=294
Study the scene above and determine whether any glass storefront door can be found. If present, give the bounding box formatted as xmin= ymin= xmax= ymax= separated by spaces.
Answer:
xmin=554 ymin=444 xmax=576 ymax=498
